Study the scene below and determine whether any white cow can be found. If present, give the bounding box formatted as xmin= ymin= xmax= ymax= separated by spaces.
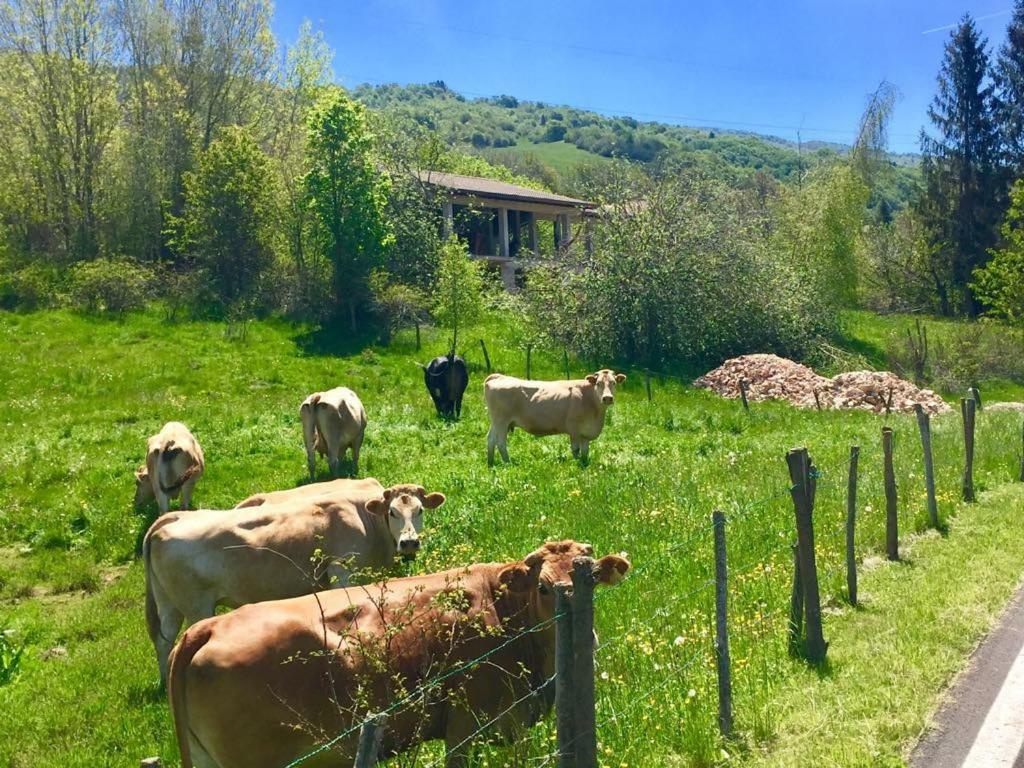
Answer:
xmin=134 ymin=422 xmax=205 ymax=514
xmin=300 ymin=387 xmax=367 ymax=478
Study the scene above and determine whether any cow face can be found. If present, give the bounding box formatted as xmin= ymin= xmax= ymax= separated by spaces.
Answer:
xmin=585 ymin=369 xmax=627 ymax=406
xmin=499 ymin=540 xmax=631 ymax=625
xmin=366 ymin=484 xmax=446 ymax=561
xmin=134 ymin=465 xmax=153 ymax=507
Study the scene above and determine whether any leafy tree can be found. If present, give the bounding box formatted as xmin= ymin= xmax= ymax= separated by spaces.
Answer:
xmin=432 ymin=237 xmax=484 ymax=353
xmin=973 ymin=179 xmax=1024 ymax=321
xmin=305 ymin=89 xmax=393 ymax=330
xmin=994 ymin=0 xmax=1024 ymax=174
xmin=170 ymin=127 xmax=280 ymax=311
xmin=918 ymin=15 xmax=1003 ymax=316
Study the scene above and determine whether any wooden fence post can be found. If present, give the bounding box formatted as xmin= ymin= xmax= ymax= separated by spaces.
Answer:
xmin=571 ymin=557 xmax=598 ymax=768
xmin=969 ymin=385 xmax=982 ymax=411
xmin=786 ymin=448 xmax=826 ymax=664
xmin=846 ymin=446 xmax=859 ymax=606
xmin=712 ymin=510 xmax=733 ymax=738
xmin=353 ymin=714 xmax=386 ymax=768
xmin=479 ymin=339 xmax=492 ymax=373
xmin=962 ymin=397 xmax=976 ymax=502
xmin=739 ymin=379 xmax=750 ymax=414
xmin=554 ymin=585 xmax=576 ymax=768
xmin=883 ymin=427 xmax=898 ymax=561
xmin=526 ymin=344 xmax=533 ymax=379
xmin=645 ymin=370 xmax=652 ymax=402
xmin=788 ymin=544 xmax=803 ymax=655
xmin=414 ymin=321 xmax=421 ymax=352
xmin=813 ymin=389 xmax=822 ymax=412
xmin=915 ymin=405 xmax=939 ymax=529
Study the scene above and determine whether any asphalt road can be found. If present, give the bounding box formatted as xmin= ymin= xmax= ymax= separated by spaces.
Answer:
xmin=910 ymin=586 xmax=1024 ymax=768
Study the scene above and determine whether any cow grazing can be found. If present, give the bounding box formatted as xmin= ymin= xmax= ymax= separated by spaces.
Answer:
xmin=167 ymin=541 xmax=629 ymax=768
xmin=420 ymin=353 xmax=469 ymax=418
xmin=233 ymin=477 xmax=384 ymax=509
xmin=134 ymin=422 xmax=205 ymax=514
xmin=145 ymin=483 xmax=445 ymax=684
xmin=300 ymin=387 xmax=367 ymax=479
xmin=483 ymin=369 xmax=627 ymax=464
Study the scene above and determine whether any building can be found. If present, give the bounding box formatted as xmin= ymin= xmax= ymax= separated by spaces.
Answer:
xmin=420 ymin=171 xmax=597 ymax=289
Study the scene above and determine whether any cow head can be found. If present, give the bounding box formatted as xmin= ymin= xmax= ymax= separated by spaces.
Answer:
xmin=134 ymin=465 xmax=153 ymax=507
xmin=499 ymin=540 xmax=630 ymax=625
xmin=366 ymin=484 xmax=446 ymax=561
xmin=585 ymin=369 xmax=627 ymax=406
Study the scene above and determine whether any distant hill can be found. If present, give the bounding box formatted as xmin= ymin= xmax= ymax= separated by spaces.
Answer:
xmin=353 ymin=81 xmax=919 ymax=210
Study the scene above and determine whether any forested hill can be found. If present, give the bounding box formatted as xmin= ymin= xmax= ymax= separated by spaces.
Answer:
xmin=353 ymin=81 xmax=919 ymax=205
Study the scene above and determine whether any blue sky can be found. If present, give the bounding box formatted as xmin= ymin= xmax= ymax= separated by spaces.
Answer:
xmin=271 ymin=1 xmax=1019 ymax=154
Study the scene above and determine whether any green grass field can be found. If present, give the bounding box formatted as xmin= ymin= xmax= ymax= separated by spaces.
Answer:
xmin=486 ymin=140 xmax=614 ymax=178
xmin=2 ymin=309 xmax=1024 ymax=767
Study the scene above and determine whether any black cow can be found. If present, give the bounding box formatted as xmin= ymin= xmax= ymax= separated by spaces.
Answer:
xmin=420 ymin=354 xmax=469 ymax=418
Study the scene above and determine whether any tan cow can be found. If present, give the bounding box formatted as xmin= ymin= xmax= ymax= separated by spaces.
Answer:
xmin=233 ymin=477 xmax=384 ymax=509
xmin=483 ymin=369 xmax=626 ymax=464
xmin=134 ymin=421 xmax=205 ymax=514
xmin=144 ymin=483 xmax=445 ymax=684
xmin=301 ymin=387 xmax=367 ymax=478
xmin=168 ymin=540 xmax=629 ymax=768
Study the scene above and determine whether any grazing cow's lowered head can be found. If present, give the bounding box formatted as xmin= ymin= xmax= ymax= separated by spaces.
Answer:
xmin=499 ymin=540 xmax=631 ymax=626
xmin=365 ymin=484 xmax=446 ymax=560
xmin=134 ymin=465 xmax=153 ymax=507
xmin=586 ymin=369 xmax=627 ymax=406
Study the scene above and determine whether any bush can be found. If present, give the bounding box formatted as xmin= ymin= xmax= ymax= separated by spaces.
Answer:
xmin=0 ymin=263 xmax=63 ymax=310
xmin=369 ymin=269 xmax=428 ymax=344
xmin=69 ymin=258 xmax=152 ymax=315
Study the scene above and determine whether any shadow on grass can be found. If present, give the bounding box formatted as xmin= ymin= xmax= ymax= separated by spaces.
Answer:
xmin=293 ymin=319 xmax=381 ymax=358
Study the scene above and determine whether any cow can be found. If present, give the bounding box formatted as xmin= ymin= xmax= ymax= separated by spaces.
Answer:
xmin=419 ymin=353 xmax=469 ymax=419
xmin=144 ymin=483 xmax=445 ymax=684
xmin=167 ymin=540 xmax=629 ymax=768
xmin=300 ymin=387 xmax=367 ymax=479
xmin=483 ymin=369 xmax=627 ymax=464
xmin=134 ymin=421 xmax=205 ymax=514
xmin=233 ymin=477 xmax=384 ymax=509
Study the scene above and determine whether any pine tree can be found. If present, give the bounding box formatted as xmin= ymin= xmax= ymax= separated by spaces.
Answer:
xmin=994 ymin=0 xmax=1024 ymax=175
xmin=918 ymin=15 xmax=1002 ymax=316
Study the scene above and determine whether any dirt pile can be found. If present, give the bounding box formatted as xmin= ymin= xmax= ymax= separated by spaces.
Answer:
xmin=694 ymin=354 xmax=951 ymax=415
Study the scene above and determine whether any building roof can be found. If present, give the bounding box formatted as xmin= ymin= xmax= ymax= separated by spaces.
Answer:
xmin=420 ymin=171 xmax=596 ymax=210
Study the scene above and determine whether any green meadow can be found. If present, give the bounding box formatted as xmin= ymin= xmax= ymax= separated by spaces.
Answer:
xmin=2 ymin=309 xmax=1024 ymax=767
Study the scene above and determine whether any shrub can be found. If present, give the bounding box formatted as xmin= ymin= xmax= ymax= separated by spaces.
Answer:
xmin=0 ymin=263 xmax=63 ymax=310
xmin=432 ymin=237 xmax=485 ymax=352
xmin=69 ymin=258 xmax=152 ymax=315
xmin=0 ymin=628 xmax=24 ymax=686
xmin=369 ymin=269 xmax=428 ymax=345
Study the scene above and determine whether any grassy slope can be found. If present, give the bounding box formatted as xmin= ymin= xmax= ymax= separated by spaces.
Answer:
xmin=485 ymin=140 xmax=614 ymax=177
xmin=1 ymin=309 xmax=1023 ymax=767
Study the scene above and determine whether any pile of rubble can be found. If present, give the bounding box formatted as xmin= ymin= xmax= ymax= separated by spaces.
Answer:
xmin=694 ymin=353 xmax=951 ymax=415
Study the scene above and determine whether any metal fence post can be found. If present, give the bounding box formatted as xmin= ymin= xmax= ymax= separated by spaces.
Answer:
xmin=739 ymin=379 xmax=750 ymax=414
xmin=353 ymin=713 xmax=386 ymax=768
xmin=479 ymin=339 xmax=492 ymax=373
xmin=554 ymin=584 xmax=576 ymax=768
xmin=883 ymin=427 xmax=899 ymax=561
xmin=786 ymin=447 xmax=826 ymax=664
xmin=962 ymin=397 xmax=976 ymax=502
xmin=571 ymin=557 xmax=597 ymax=768
xmin=915 ymin=405 xmax=939 ymax=529
xmin=846 ymin=445 xmax=859 ymax=606
xmin=712 ymin=510 xmax=733 ymax=737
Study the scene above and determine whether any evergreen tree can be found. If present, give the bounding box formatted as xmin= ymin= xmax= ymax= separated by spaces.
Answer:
xmin=994 ymin=0 xmax=1024 ymax=175
xmin=918 ymin=15 xmax=1003 ymax=316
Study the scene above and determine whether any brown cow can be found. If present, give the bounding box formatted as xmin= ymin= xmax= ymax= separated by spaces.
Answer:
xmin=145 ymin=483 xmax=444 ymax=684
xmin=168 ymin=540 xmax=629 ymax=768
xmin=483 ymin=369 xmax=626 ymax=464
xmin=300 ymin=387 xmax=367 ymax=479
xmin=134 ymin=421 xmax=205 ymax=514
xmin=233 ymin=477 xmax=384 ymax=509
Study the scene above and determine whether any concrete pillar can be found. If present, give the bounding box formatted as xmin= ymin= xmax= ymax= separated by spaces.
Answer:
xmin=442 ymin=200 xmax=454 ymax=239
xmin=559 ymin=214 xmax=572 ymax=249
xmin=528 ymin=214 xmax=538 ymax=254
xmin=498 ymin=207 xmax=510 ymax=258
xmin=500 ymin=262 xmax=517 ymax=292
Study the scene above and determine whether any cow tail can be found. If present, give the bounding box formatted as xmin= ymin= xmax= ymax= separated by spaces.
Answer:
xmin=168 ymin=623 xmax=213 ymax=768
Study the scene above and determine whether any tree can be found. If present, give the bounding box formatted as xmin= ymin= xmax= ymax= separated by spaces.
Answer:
xmin=432 ymin=237 xmax=484 ymax=353
xmin=973 ymin=179 xmax=1024 ymax=321
xmin=170 ymin=127 xmax=280 ymax=311
xmin=918 ymin=15 xmax=1003 ymax=316
xmin=994 ymin=0 xmax=1024 ymax=175
xmin=305 ymin=89 xmax=393 ymax=330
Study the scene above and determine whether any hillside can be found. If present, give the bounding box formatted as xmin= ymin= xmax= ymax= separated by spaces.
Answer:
xmin=353 ymin=81 xmax=920 ymax=209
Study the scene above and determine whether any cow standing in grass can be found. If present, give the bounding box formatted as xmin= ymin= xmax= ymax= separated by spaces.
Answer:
xmin=167 ymin=541 xmax=629 ymax=768
xmin=134 ymin=422 xmax=205 ymax=514
xmin=483 ymin=369 xmax=626 ymax=464
xmin=420 ymin=353 xmax=469 ymax=419
xmin=300 ymin=387 xmax=367 ymax=478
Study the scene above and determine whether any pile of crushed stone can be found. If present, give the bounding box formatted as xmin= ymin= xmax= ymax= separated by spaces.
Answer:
xmin=694 ymin=353 xmax=951 ymax=415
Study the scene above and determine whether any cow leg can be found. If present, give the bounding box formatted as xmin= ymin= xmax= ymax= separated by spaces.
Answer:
xmin=151 ymin=475 xmax=171 ymax=515
xmin=150 ymin=596 xmax=183 ymax=686
xmin=327 ymin=439 xmax=341 ymax=477
xmin=579 ymin=439 xmax=591 ymax=462
xmin=455 ymin=392 xmax=463 ymax=419
xmin=351 ymin=435 xmax=362 ymax=477
xmin=301 ymin=405 xmax=318 ymax=480
xmin=570 ymin=437 xmax=581 ymax=459
xmin=180 ymin=477 xmax=196 ymax=511
xmin=487 ymin=423 xmax=510 ymax=465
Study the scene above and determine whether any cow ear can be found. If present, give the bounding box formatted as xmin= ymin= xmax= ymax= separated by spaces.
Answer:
xmin=499 ymin=564 xmax=533 ymax=593
xmin=366 ymin=497 xmax=387 ymax=516
xmin=134 ymin=465 xmax=147 ymax=482
xmin=615 ymin=373 xmax=627 ymax=384
xmin=422 ymin=492 xmax=446 ymax=509
xmin=595 ymin=554 xmax=631 ymax=586
xmin=585 ymin=374 xmax=598 ymax=385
